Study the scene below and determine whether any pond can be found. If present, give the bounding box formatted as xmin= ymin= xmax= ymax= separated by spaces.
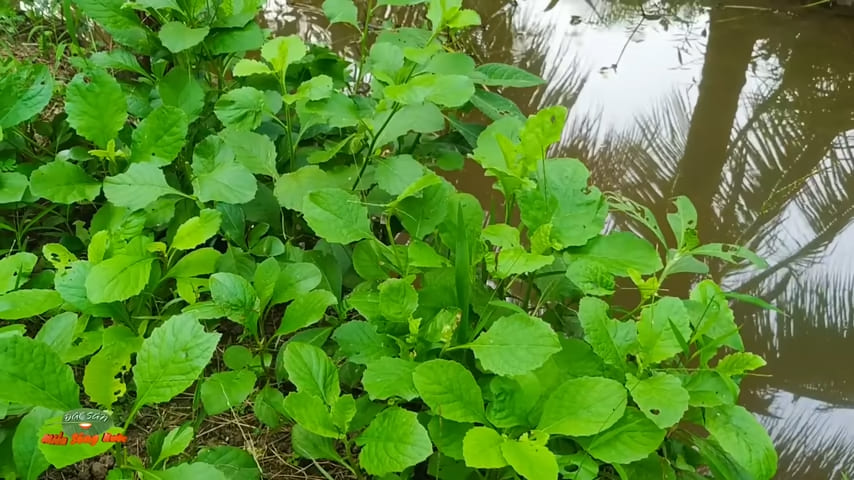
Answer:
xmin=268 ymin=0 xmax=854 ymax=478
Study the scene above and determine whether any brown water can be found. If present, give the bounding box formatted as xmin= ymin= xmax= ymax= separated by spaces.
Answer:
xmin=269 ymin=1 xmax=854 ymax=478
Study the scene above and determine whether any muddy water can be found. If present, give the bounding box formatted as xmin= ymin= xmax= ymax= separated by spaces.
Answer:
xmin=269 ymin=1 xmax=854 ymax=477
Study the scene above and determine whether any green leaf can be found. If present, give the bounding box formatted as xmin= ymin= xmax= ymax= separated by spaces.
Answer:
xmin=691 ymin=243 xmax=767 ymax=269
xmin=283 ymin=391 xmax=338 ymax=438
xmin=705 ymin=405 xmax=777 ymax=480
xmin=232 ymin=61 xmax=271 ymax=78
xmin=38 ymin=423 xmax=122 ymax=469
xmin=626 ymin=373 xmax=689 ymax=429
xmin=716 ymin=352 xmax=766 ymax=377
xmin=274 ymin=166 xmax=344 ymax=210
xmin=158 ymin=67 xmax=204 ymax=121
xmin=172 ymin=209 xmax=222 ymax=250
xmin=130 ymin=105 xmax=188 ymax=165
xmin=332 ymin=321 xmax=396 ymax=365
xmin=156 ymin=424 xmax=194 ymax=464
xmin=220 ymin=130 xmax=278 ymax=177
xmin=65 ymin=69 xmax=127 ymax=147
xmin=322 ymin=0 xmax=358 ymax=26
xmin=363 ymin=357 xmax=418 ymax=401
xmin=141 ymin=462 xmax=228 ymax=480
xmin=191 ymin=135 xmax=257 ymax=204
xmin=271 ymin=262 xmax=323 ymax=306
xmin=486 ymin=375 xmax=541 ymax=428
xmin=29 ymin=160 xmax=100 ymax=203
xmin=473 ymin=63 xmax=545 ymax=88
xmin=0 ymin=252 xmax=37 ymax=294
xmin=0 ymin=289 xmax=62 ymax=319
xmin=689 ymin=280 xmax=742 ymax=351
xmin=520 ymin=105 xmax=567 ymax=161
xmin=200 ymin=370 xmax=256 ymax=415
xmin=375 ymin=154 xmax=428 ymax=196
xmin=132 ymin=314 xmax=221 ymax=406
xmin=34 ymin=312 xmax=78 ymax=361
xmin=214 ymin=87 xmax=267 ymax=131
xmin=466 ymin=313 xmax=560 ymax=376
xmin=0 ymin=63 xmax=53 ymax=128
xmin=462 ymin=427 xmax=506 ymax=468
xmin=412 ymin=359 xmax=486 ymax=423
xmin=292 ymin=424 xmax=343 ymax=462
xmin=357 ymin=407 xmax=433 ymax=476
xmin=331 ymin=394 xmax=356 ymax=432
xmin=571 ymin=232 xmax=663 ymax=276
xmin=487 ymin=248 xmax=554 ymax=279
xmin=667 ymin=196 xmax=699 ymax=250
xmin=254 ymin=386 xmax=286 ymax=428
xmin=83 ymin=325 xmax=142 ymax=407
xmin=301 ymin=188 xmax=372 ymax=244
xmin=501 ymin=436 xmax=559 ymax=480
xmin=0 ymin=172 xmax=28 ymax=203
xmin=90 ymin=49 xmax=146 ymax=75
xmin=165 ymin=248 xmax=221 ymax=278
xmin=0 ymin=335 xmax=80 ymax=410
xmin=85 ymin=254 xmax=154 ymax=303
xmin=684 ymin=370 xmax=738 ymax=407
xmin=566 ymin=258 xmax=615 ymax=296
xmin=261 ymin=35 xmax=307 ymax=73
xmin=210 ymin=272 xmax=261 ymax=332
xmin=470 ymin=89 xmax=524 ymax=121
xmin=384 ymin=74 xmax=475 ymax=107
xmin=538 ymin=376 xmax=626 ymax=436
xmin=103 ymin=162 xmax=182 ymax=211
xmin=158 ymin=21 xmax=209 ymax=52
xmin=208 ymin=23 xmax=265 ymax=55
xmin=276 ymin=290 xmax=337 ymax=337
xmin=195 ymin=446 xmax=260 ymax=480
xmin=577 ymin=297 xmax=636 ymax=371
xmin=637 ymin=297 xmax=692 ymax=364
xmin=282 ymin=342 xmax=339 ymax=404
xmin=577 ymin=408 xmax=665 ymax=465
xmin=395 ymin=181 xmax=453 ymax=239
xmin=13 ymin=407 xmax=57 ymax=480
xmin=373 ymin=102 xmax=445 ymax=148
xmin=447 ymin=8 xmax=481 ymax=28
xmin=71 ymin=0 xmax=152 ymax=50
xmin=378 ymin=278 xmax=418 ymax=322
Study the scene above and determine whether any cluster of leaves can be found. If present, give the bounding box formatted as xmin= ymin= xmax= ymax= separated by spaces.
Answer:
xmin=0 ymin=0 xmax=778 ymax=478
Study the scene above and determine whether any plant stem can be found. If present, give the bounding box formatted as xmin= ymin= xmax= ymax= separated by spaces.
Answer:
xmin=355 ymin=0 xmax=375 ymax=89
xmin=352 ymin=104 xmax=401 ymax=190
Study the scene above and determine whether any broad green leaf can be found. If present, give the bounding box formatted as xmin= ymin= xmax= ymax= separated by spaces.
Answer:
xmin=332 ymin=321 xmax=396 ymax=364
xmin=210 ymin=272 xmax=261 ymax=332
xmin=716 ymin=352 xmax=766 ymax=377
xmin=85 ymin=254 xmax=154 ymax=303
xmin=0 ymin=63 xmax=53 ymax=128
xmin=274 ymin=166 xmax=346 ymax=210
xmin=157 ymin=424 xmax=194 ymax=464
xmin=486 ymin=375 xmax=542 ymax=428
xmin=71 ymin=0 xmax=151 ymax=50
xmin=195 ymin=446 xmax=261 ymax=480
xmin=38 ymin=422 xmax=122 ymax=468
xmin=375 ymin=154 xmax=427 ymax=196
xmin=65 ymin=69 xmax=127 ymax=147
xmin=191 ymin=135 xmax=257 ymax=204
xmin=689 ymin=280 xmax=742 ymax=351
xmin=412 ymin=359 xmax=486 ymax=423
xmin=13 ymin=407 xmax=57 ymax=480
xmin=158 ymin=67 xmax=204 ymax=121
xmin=283 ymin=391 xmax=338 ymax=438
xmin=0 ymin=335 xmax=80 ymax=410
xmin=706 ymin=405 xmax=777 ymax=480
xmin=577 ymin=408 xmax=665 ymax=465
xmin=292 ymin=424 xmax=343 ymax=462
xmin=83 ymin=325 xmax=142 ymax=407
xmin=29 ymin=161 xmax=100 ymax=203
xmin=0 ymin=252 xmax=37 ymax=294
xmin=276 ymin=290 xmax=337 ymax=337
xmin=487 ymin=248 xmax=554 ymax=279
xmin=172 ymin=209 xmax=222 ymax=250
xmin=447 ymin=8 xmax=481 ymax=28
xmin=684 ymin=370 xmax=738 ymax=407
xmin=200 ymin=370 xmax=256 ymax=415
xmin=373 ymin=102 xmax=445 ymax=148
xmin=559 ymin=453 xmax=599 ymax=480
xmin=357 ymin=407 xmax=432 ymax=476
xmin=90 ymin=49 xmax=146 ymax=75
xmin=538 ymin=376 xmax=626 ymax=436
xmin=159 ymin=21 xmax=209 ymax=53
xmin=684 ymin=432 xmax=753 ymax=480
xmin=132 ymin=314 xmax=221 ymax=406
xmin=282 ymin=342 xmax=339 ymax=404
xmin=470 ymin=89 xmax=524 ymax=121
xmin=691 ymin=243 xmax=768 ymax=269
xmin=0 ymin=289 xmax=63 ymax=320
xmin=0 ymin=172 xmax=28 ymax=203
xmin=571 ymin=232 xmax=663 ymax=276
xmin=103 ymin=162 xmax=182 ymax=210
xmin=261 ymin=35 xmax=307 ymax=72
xmin=220 ymin=130 xmax=278 ymax=177
xmin=233 ymin=59 xmax=272 ymax=77
xmin=212 ymin=0 xmax=262 ymax=28
xmin=520 ymin=106 xmax=567 ymax=161
xmin=362 ymin=358 xmax=418 ymax=401
xmin=384 ymin=73 xmax=475 ymax=107
xmin=637 ymin=297 xmax=692 ymax=364
xmin=130 ymin=105 xmax=188 ymax=165
xmin=254 ymin=386 xmax=286 ymax=428
xmin=165 ymin=248 xmax=221 ymax=278
xmin=426 ymin=416 xmax=469 ymax=461
xmin=271 ymin=262 xmax=323 ymax=306
xmin=141 ymin=462 xmax=228 ymax=480
xmin=214 ymin=87 xmax=267 ymax=131
xmin=322 ymin=0 xmax=358 ymax=26
xmin=667 ymin=196 xmax=699 ymax=250
xmin=34 ymin=312 xmax=77 ymax=361
xmin=378 ymin=278 xmax=418 ymax=322
xmin=466 ymin=313 xmax=561 ymax=376
xmin=501 ymin=436 xmax=559 ymax=480
xmin=566 ymin=258 xmax=615 ymax=296
xmin=462 ymin=427 xmax=506 ymax=468
xmin=331 ymin=394 xmax=356 ymax=432
xmin=395 ymin=181 xmax=452 ymax=239
xmin=626 ymin=373 xmax=689 ymax=428
xmin=473 ymin=63 xmax=545 ymax=88
xmin=301 ymin=188 xmax=371 ymax=244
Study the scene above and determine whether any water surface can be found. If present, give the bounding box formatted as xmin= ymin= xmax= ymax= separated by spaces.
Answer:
xmin=268 ymin=1 xmax=854 ymax=477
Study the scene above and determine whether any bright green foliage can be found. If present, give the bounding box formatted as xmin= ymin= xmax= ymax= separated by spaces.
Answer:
xmin=0 ymin=2 xmax=775 ymax=479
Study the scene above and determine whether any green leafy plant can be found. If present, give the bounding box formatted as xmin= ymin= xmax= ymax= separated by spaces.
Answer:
xmin=0 ymin=0 xmax=778 ymax=478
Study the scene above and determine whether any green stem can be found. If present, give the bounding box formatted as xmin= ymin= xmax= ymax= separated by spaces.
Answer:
xmin=352 ymin=104 xmax=402 ymax=190
xmin=355 ymin=0 xmax=376 ymax=89
xmin=342 ymin=436 xmax=364 ymax=480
